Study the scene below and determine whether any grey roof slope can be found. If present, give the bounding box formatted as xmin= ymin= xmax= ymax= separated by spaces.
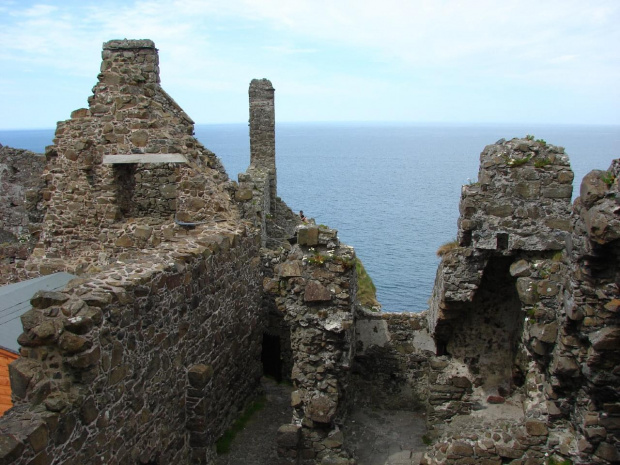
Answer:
xmin=0 ymin=272 xmax=76 ymax=353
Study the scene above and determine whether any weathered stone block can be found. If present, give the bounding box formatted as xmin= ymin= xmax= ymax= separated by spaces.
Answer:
xmin=515 ymin=181 xmax=541 ymax=199
xmin=188 ymin=364 xmax=214 ymax=389
xmin=525 ymin=419 xmax=548 ymax=436
xmin=130 ymin=130 xmax=148 ymax=147
xmin=0 ymin=435 xmax=25 ymax=463
xmin=551 ymin=354 xmax=579 ymax=376
xmin=235 ymin=187 xmax=253 ymax=201
xmin=298 ymin=227 xmax=319 ymax=246
xmin=594 ymin=441 xmax=620 ymax=462
xmin=580 ymin=170 xmax=609 ymax=208
xmin=509 ymin=259 xmax=530 ymax=277
xmin=544 ymin=217 xmax=572 ymax=231
xmin=516 ymin=278 xmax=538 ymax=305
xmin=134 ymin=225 xmax=153 ymax=240
xmin=304 ymin=281 xmax=332 ymax=302
xmin=589 ymin=327 xmax=620 ymax=351
xmin=20 ymin=308 xmax=43 ymax=331
xmin=320 ymin=456 xmax=349 ymax=465
xmin=291 ymin=390 xmax=302 ymax=408
xmin=58 ymin=332 xmax=90 ymax=354
xmin=31 ymin=291 xmax=69 ymax=309
xmin=447 ymin=441 xmax=474 ymax=457
xmin=276 ymin=260 xmax=302 ymax=278
xmin=115 ymin=235 xmax=134 ymax=247
xmin=277 ymin=424 xmax=301 ymax=448
xmin=529 ymin=322 xmax=558 ymax=344
xmin=496 ymin=445 xmax=523 ymax=459
xmin=70 ymin=108 xmax=90 ymax=119
xmin=305 ymin=395 xmax=336 ymax=424
xmin=487 ymin=204 xmax=513 ymax=217
xmin=542 ymin=185 xmax=572 ymax=198
xmin=66 ymin=346 xmax=101 ymax=369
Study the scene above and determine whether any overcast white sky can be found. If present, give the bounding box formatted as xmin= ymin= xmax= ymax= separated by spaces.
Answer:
xmin=0 ymin=0 xmax=619 ymax=129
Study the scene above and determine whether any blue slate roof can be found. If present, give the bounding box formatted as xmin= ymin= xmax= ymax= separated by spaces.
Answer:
xmin=0 ymin=273 xmax=76 ymax=354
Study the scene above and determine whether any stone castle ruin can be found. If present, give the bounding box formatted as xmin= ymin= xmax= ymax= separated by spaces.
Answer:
xmin=0 ymin=39 xmax=617 ymax=464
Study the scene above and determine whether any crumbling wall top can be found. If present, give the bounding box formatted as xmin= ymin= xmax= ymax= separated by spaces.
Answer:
xmin=103 ymin=39 xmax=156 ymax=50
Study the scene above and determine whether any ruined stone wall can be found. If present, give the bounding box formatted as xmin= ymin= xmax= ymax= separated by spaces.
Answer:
xmin=264 ymin=225 xmax=357 ymax=464
xmin=27 ymin=39 xmax=235 ymax=277
xmin=0 ymin=145 xmax=46 ymax=284
xmin=424 ymin=136 xmax=619 ymax=464
xmin=554 ymin=159 xmax=620 ymax=462
xmin=235 ymin=79 xmax=292 ymax=249
xmin=352 ymin=309 xmax=434 ymax=411
xmin=1 ymin=226 xmax=263 ymax=464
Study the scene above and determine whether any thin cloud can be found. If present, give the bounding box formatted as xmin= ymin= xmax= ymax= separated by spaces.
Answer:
xmin=0 ymin=0 xmax=618 ymax=127
xmin=263 ymin=45 xmax=317 ymax=55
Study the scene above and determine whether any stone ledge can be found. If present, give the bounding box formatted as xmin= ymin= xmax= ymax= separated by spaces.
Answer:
xmin=102 ymin=154 xmax=188 ymax=164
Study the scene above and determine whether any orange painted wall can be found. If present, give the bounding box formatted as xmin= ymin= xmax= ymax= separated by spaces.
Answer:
xmin=0 ymin=349 xmax=19 ymax=415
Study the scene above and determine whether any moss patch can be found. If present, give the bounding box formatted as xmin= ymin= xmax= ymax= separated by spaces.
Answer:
xmin=216 ymin=396 xmax=266 ymax=454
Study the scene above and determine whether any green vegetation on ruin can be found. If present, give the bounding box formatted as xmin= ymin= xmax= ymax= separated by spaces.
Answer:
xmin=216 ymin=396 xmax=267 ymax=455
xmin=601 ymin=170 xmax=616 ymax=186
xmin=436 ymin=239 xmax=459 ymax=257
xmin=534 ymin=157 xmax=552 ymax=168
xmin=356 ymin=258 xmax=379 ymax=309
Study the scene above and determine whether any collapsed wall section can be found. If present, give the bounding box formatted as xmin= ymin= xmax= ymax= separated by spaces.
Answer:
xmin=0 ymin=145 xmax=46 ymax=284
xmin=352 ymin=309 xmax=434 ymax=411
xmin=263 ymin=225 xmax=357 ymax=464
xmin=1 ymin=226 xmax=263 ymax=464
xmin=424 ymin=136 xmax=620 ymax=464
xmin=558 ymin=159 xmax=620 ymax=462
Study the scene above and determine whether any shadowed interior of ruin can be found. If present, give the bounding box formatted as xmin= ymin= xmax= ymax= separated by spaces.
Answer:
xmin=446 ymin=257 xmax=524 ymax=394
xmin=262 ymin=333 xmax=283 ymax=383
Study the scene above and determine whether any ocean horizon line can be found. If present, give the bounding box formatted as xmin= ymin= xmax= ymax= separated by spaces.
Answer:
xmin=1 ymin=120 xmax=619 ymax=132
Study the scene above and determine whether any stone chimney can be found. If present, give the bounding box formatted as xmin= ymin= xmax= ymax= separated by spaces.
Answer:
xmin=100 ymin=39 xmax=160 ymax=85
xmin=248 ymin=79 xmax=276 ymax=197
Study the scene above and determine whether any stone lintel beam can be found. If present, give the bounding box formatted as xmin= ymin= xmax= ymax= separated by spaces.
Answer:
xmin=102 ymin=154 xmax=188 ymax=164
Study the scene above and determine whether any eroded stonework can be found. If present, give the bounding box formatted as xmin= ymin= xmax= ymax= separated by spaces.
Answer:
xmin=423 ymin=138 xmax=619 ymax=464
xmin=0 ymin=38 xmax=618 ymax=465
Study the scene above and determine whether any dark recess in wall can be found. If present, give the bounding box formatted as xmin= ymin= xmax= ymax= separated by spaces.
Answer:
xmin=262 ymin=333 xmax=283 ymax=383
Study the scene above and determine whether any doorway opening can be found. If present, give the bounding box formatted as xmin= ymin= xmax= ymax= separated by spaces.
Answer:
xmin=261 ymin=333 xmax=283 ymax=383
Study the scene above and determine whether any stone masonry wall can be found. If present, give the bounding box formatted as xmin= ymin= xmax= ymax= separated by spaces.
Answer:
xmin=236 ymin=79 xmax=282 ymax=248
xmin=352 ymin=309 xmax=434 ymax=411
xmin=424 ymin=137 xmax=619 ymax=464
xmin=27 ymin=39 xmax=235 ymax=277
xmin=0 ymin=145 xmax=46 ymax=284
xmin=265 ymin=225 xmax=357 ymax=464
xmin=556 ymin=159 xmax=620 ymax=462
xmin=1 ymin=225 xmax=263 ymax=464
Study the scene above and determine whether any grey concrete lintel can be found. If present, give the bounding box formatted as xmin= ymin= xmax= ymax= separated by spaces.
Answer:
xmin=102 ymin=154 xmax=188 ymax=164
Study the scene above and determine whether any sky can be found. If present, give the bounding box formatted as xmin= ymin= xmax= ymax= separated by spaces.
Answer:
xmin=0 ymin=0 xmax=619 ymax=129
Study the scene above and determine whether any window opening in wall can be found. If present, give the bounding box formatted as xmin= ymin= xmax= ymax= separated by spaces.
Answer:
xmin=436 ymin=341 xmax=448 ymax=357
xmin=261 ymin=333 xmax=283 ymax=382
xmin=496 ymin=233 xmax=509 ymax=250
xmin=113 ymin=164 xmax=136 ymax=218
xmin=461 ymin=230 xmax=472 ymax=247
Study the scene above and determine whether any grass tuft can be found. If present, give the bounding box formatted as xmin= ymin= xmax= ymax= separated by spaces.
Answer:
xmin=356 ymin=258 xmax=379 ymax=308
xmin=436 ymin=240 xmax=459 ymax=257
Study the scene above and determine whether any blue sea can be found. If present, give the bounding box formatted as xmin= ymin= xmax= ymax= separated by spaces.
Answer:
xmin=1 ymin=123 xmax=619 ymax=312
